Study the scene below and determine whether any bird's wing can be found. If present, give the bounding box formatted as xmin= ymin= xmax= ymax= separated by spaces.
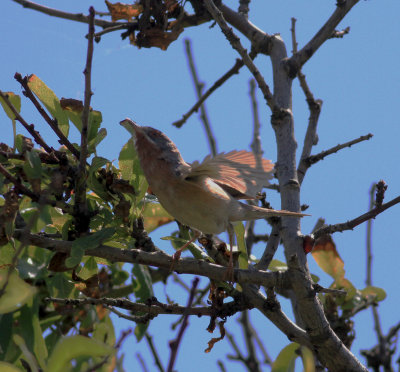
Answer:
xmin=188 ymin=150 xmax=274 ymax=199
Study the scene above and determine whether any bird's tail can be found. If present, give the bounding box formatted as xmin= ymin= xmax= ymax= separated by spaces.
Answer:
xmin=235 ymin=202 xmax=308 ymax=221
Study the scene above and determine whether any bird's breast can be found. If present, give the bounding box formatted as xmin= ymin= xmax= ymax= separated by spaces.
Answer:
xmin=151 ymin=176 xmax=233 ymax=234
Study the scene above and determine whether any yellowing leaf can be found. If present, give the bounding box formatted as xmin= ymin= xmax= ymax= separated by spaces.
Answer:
xmin=142 ymin=202 xmax=173 ymax=232
xmin=312 ymin=235 xmax=345 ymax=284
xmin=0 ymin=361 xmax=21 ymax=372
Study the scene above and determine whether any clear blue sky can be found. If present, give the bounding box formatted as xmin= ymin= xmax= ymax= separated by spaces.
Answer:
xmin=1 ymin=0 xmax=400 ymax=370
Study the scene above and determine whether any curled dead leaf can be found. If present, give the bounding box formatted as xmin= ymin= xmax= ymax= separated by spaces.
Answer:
xmin=205 ymin=321 xmax=226 ymax=353
xmin=132 ymin=27 xmax=183 ymax=51
xmin=105 ymin=0 xmax=143 ymax=22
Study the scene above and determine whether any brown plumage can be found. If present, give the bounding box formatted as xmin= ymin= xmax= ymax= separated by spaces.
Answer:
xmin=120 ymin=118 xmax=306 ymax=277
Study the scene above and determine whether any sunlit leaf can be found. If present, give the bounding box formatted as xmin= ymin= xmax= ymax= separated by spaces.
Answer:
xmin=46 ymin=335 xmax=115 ymax=372
xmin=118 ymin=139 xmax=148 ymax=203
xmin=271 ymin=343 xmax=298 ymax=372
xmin=234 ymin=222 xmax=248 ymax=269
xmin=300 ymin=346 xmax=315 ymax=372
xmin=0 ymin=361 xmax=21 ymax=372
xmin=27 ymin=74 xmax=69 ymax=137
xmin=312 ymin=235 xmax=346 ymax=284
xmin=133 ymin=27 xmax=183 ymax=51
xmin=361 ymin=286 xmax=387 ymax=302
xmin=0 ymin=270 xmax=36 ymax=314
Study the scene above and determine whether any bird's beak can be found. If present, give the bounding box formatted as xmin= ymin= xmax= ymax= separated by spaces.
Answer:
xmin=120 ymin=118 xmax=142 ymax=137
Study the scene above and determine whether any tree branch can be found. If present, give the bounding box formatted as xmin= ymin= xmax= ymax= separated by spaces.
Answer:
xmin=301 ymin=133 xmax=373 ymax=172
xmin=288 ymin=0 xmax=359 ymax=72
xmin=204 ymin=0 xmax=276 ymax=111
xmin=173 ymin=52 xmax=256 ymax=128
xmin=167 ymin=277 xmax=199 ymax=372
xmin=0 ymin=90 xmax=53 ymax=153
xmin=183 ymin=39 xmax=217 ymax=156
xmin=12 ymin=0 xmax=126 ymax=29
xmin=14 ymin=73 xmax=81 ymax=159
xmin=12 ymin=229 xmax=288 ymax=288
xmin=314 ymin=195 xmax=400 ymax=239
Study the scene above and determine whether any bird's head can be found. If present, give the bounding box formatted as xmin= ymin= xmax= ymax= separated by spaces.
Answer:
xmin=120 ymin=118 xmax=186 ymax=168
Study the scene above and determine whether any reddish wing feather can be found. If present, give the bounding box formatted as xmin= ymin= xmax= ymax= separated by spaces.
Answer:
xmin=189 ymin=150 xmax=274 ymax=199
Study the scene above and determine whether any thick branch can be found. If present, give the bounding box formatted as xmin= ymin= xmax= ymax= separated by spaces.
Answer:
xmin=12 ymin=229 xmax=287 ymax=288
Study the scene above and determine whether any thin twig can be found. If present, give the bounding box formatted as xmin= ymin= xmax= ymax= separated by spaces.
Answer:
xmin=0 ymin=164 xmax=73 ymax=213
xmin=45 ymin=296 xmax=212 ymax=317
xmin=167 ymin=277 xmax=199 ymax=372
xmin=93 ymin=24 xmax=128 ymax=40
xmin=173 ymin=52 xmax=256 ymax=128
xmin=136 ymin=353 xmax=150 ymax=372
xmin=305 ymin=133 xmax=373 ymax=167
xmin=204 ymin=0 xmax=276 ymax=111
xmin=249 ymin=79 xmax=263 ymax=160
xmin=291 ymin=18 xmax=324 ymax=185
xmin=255 ymin=224 xmax=280 ymax=271
xmin=183 ymin=39 xmax=217 ymax=156
xmin=12 ymin=0 xmax=125 ymax=28
xmin=74 ymin=7 xmax=95 ymax=233
xmin=238 ymin=310 xmax=261 ymax=372
xmin=107 ymin=305 xmax=155 ymax=324
xmin=366 ymin=183 xmax=376 ymax=287
xmin=14 ymin=73 xmax=81 ymax=159
xmin=314 ymin=195 xmax=400 ymax=239
xmin=145 ymin=333 xmax=165 ymax=372
xmin=0 ymin=90 xmax=53 ymax=153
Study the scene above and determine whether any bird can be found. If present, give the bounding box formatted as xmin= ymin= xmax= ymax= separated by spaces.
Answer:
xmin=120 ymin=118 xmax=306 ymax=280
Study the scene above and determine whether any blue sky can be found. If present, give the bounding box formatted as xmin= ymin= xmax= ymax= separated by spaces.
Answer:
xmin=1 ymin=0 xmax=400 ymax=370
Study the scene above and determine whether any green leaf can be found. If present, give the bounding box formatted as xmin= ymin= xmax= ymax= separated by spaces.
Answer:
xmin=27 ymin=75 xmax=69 ymax=137
xmin=0 ymin=92 xmax=21 ymax=119
xmin=45 ymin=273 xmax=75 ymax=298
xmin=0 ymin=314 xmax=13 ymax=360
xmin=272 ymin=343 xmax=299 ymax=372
xmin=300 ymin=346 xmax=315 ymax=372
xmin=0 ymin=270 xmax=36 ymax=314
xmin=88 ymin=127 xmax=107 ymax=154
xmin=161 ymin=235 xmax=211 ymax=261
xmin=78 ymin=256 xmax=98 ymax=281
xmin=234 ymin=222 xmax=248 ymax=269
xmin=46 ymin=335 xmax=115 ymax=372
xmin=132 ymin=264 xmax=153 ymax=341
xmin=67 ymin=228 xmax=116 ymax=268
xmin=118 ymin=139 xmax=148 ymax=203
xmin=18 ymin=298 xmax=48 ymax=369
xmin=88 ymin=110 xmax=103 ymax=143
xmin=0 ymin=361 xmax=21 ymax=372
xmin=23 ymin=150 xmax=42 ymax=179
xmin=361 ymin=286 xmax=387 ymax=302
